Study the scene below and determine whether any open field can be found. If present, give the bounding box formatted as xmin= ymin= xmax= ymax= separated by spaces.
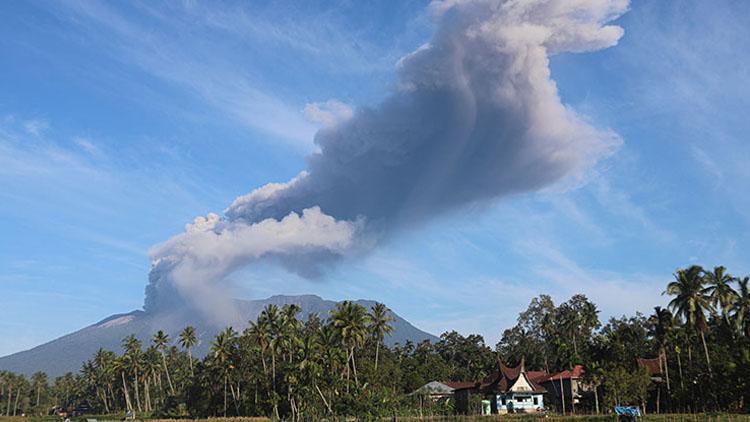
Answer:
xmin=3 ymin=415 xmax=750 ymax=422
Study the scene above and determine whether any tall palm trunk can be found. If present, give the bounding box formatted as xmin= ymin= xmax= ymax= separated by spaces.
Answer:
xmin=351 ymin=347 xmax=359 ymax=387
xmin=144 ymin=378 xmax=152 ymax=412
xmin=223 ymin=376 xmax=227 ymax=417
xmin=271 ymin=350 xmax=277 ymax=393
xmin=374 ymin=340 xmax=381 ymax=372
xmin=593 ymin=383 xmax=600 ymax=414
xmin=160 ymin=351 xmax=175 ymax=395
xmin=228 ymin=378 xmax=240 ymax=414
xmin=13 ymin=387 xmax=20 ymax=416
xmin=662 ymin=347 xmax=671 ymax=391
xmin=101 ymin=386 xmax=110 ymax=413
xmin=188 ymin=346 xmax=194 ymax=377
xmin=699 ymin=331 xmax=712 ymax=376
xmin=6 ymin=384 xmax=12 ymax=416
xmin=121 ymin=371 xmax=133 ymax=412
xmin=133 ymin=370 xmax=142 ymax=412
xmin=107 ymin=383 xmax=115 ymax=411
xmin=36 ymin=385 xmax=41 ymax=407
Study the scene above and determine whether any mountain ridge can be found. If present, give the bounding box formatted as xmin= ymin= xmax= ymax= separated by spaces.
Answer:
xmin=0 ymin=294 xmax=438 ymax=377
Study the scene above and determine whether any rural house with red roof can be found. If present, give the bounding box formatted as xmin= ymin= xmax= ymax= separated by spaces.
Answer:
xmin=454 ymin=357 xmax=546 ymax=414
xmin=541 ymin=364 xmax=586 ymax=413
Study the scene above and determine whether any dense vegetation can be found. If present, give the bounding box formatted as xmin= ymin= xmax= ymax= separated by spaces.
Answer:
xmin=1 ymin=265 xmax=749 ymax=419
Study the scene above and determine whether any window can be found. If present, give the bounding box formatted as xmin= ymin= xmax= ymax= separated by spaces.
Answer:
xmin=501 ymin=397 xmax=506 ymax=405
xmin=533 ymin=397 xmax=539 ymax=405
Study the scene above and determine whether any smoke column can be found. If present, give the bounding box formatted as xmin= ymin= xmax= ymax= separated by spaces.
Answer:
xmin=146 ymin=0 xmax=629 ymax=317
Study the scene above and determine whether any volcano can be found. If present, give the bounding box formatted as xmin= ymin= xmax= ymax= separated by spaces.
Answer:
xmin=0 ymin=294 xmax=437 ymax=377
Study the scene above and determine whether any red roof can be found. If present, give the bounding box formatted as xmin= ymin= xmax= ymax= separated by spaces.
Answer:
xmin=637 ymin=357 xmax=663 ymax=376
xmin=527 ymin=370 xmax=549 ymax=384
xmin=480 ymin=358 xmax=546 ymax=394
xmin=443 ymin=381 xmax=478 ymax=390
xmin=546 ymin=365 xmax=585 ymax=381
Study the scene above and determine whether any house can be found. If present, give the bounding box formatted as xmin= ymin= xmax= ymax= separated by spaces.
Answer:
xmin=541 ymin=365 xmax=585 ymax=405
xmin=637 ymin=356 xmax=665 ymax=383
xmin=410 ymin=381 xmax=458 ymax=399
xmin=454 ymin=358 xmax=546 ymax=414
xmin=638 ymin=355 xmax=668 ymax=414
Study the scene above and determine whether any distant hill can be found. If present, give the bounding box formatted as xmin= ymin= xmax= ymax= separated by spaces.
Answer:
xmin=0 ymin=294 xmax=438 ymax=377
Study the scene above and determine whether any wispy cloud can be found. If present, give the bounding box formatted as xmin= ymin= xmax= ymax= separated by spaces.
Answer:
xmin=43 ymin=1 xmax=424 ymax=151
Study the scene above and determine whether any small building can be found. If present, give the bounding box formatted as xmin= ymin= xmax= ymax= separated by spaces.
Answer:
xmin=541 ymin=364 xmax=586 ymax=411
xmin=410 ymin=381 xmax=457 ymax=400
xmin=454 ymin=358 xmax=546 ymax=414
xmin=637 ymin=356 xmax=664 ymax=383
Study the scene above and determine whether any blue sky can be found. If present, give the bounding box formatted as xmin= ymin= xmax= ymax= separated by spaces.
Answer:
xmin=1 ymin=0 xmax=749 ymax=357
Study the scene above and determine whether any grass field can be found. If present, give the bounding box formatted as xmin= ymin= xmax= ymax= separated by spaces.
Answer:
xmin=2 ymin=415 xmax=750 ymax=422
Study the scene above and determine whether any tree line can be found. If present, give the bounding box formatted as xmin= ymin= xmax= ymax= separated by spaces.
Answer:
xmin=497 ymin=265 xmax=750 ymax=414
xmin=1 ymin=265 xmax=749 ymax=418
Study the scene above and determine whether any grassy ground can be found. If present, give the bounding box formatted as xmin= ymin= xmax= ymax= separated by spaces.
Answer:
xmin=2 ymin=415 xmax=749 ymax=422
xmin=393 ymin=415 xmax=750 ymax=421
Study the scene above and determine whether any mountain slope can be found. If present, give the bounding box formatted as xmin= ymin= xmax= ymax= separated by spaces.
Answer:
xmin=0 ymin=295 xmax=437 ymax=377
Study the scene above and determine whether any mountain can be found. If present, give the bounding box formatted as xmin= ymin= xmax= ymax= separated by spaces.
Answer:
xmin=0 ymin=295 xmax=438 ymax=377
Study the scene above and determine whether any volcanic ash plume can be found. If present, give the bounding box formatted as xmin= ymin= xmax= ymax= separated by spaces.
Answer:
xmin=145 ymin=0 xmax=629 ymax=316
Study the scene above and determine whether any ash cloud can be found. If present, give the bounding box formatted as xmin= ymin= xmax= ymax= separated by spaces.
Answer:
xmin=146 ymin=0 xmax=628 ymax=314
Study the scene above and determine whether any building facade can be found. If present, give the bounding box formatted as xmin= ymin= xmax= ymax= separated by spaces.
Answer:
xmin=455 ymin=358 xmax=546 ymax=414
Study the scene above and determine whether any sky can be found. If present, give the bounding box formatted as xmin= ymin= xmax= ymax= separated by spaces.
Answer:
xmin=1 ymin=0 xmax=750 ymax=357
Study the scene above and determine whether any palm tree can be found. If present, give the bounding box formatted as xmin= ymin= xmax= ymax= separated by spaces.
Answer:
xmin=281 ymin=304 xmax=303 ymax=362
xmin=113 ymin=356 xmax=133 ymax=412
xmin=142 ymin=347 xmax=162 ymax=412
xmin=734 ymin=276 xmax=750 ymax=337
xmin=122 ymin=335 xmax=144 ymax=412
xmin=665 ymin=265 xmax=714 ymax=375
xmin=367 ymin=303 xmax=394 ymax=372
xmin=4 ymin=372 xmax=15 ymax=416
xmin=210 ymin=327 xmax=238 ymax=417
xmin=30 ymin=371 xmax=47 ymax=410
xmin=330 ymin=301 xmax=369 ymax=391
xmin=704 ymin=265 xmax=738 ymax=325
xmin=152 ymin=330 xmax=175 ymax=395
xmin=259 ymin=304 xmax=281 ymax=418
xmin=93 ymin=349 xmax=117 ymax=412
xmin=178 ymin=326 xmax=198 ymax=377
xmin=649 ymin=306 xmax=673 ymax=392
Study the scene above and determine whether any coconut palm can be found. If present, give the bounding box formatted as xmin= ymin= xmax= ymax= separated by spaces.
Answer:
xmin=734 ymin=276 xmax=750 ymax=337
xmin=152 ymin=330 xmax=175 ymax=395
xmin=330 ymin=301 xmax=369 ymax=390
xmin=142 ymin=347 xmax=162 ymax=412
xmin=258 ymin=304 xmax=282 ymax=418
xmin=30 ymin=371 xmax=47 ymax=409
xmin=649 ymin=306 xmax=673 ymax=391
xmin=93 ymin=348 xmax=117 ymax=412
xmin=367 ymin=303 xmax=394 ymax=372
xmin=280 ymin=304 xmax=303 ymax=362
xmin=259 ymin=305 xmax=281 ymax=388
xmin=112 ymin=356 xmax=133 ymax=412
xmin=704 ymin=265 xmax=738 ymax=325
xmin=665 ymin=265 xmax=714 ymax=374
xmin=178 ymin=326 xmax=197 ymax=377
xmin=122 ymin=335 xmax=144 ymax=412
xmin=210 ymin=327 xmax=239 ymax=417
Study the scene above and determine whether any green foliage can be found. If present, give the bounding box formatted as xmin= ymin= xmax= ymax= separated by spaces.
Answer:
xmin=4 ymin=265 xmax=750 ymax=418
